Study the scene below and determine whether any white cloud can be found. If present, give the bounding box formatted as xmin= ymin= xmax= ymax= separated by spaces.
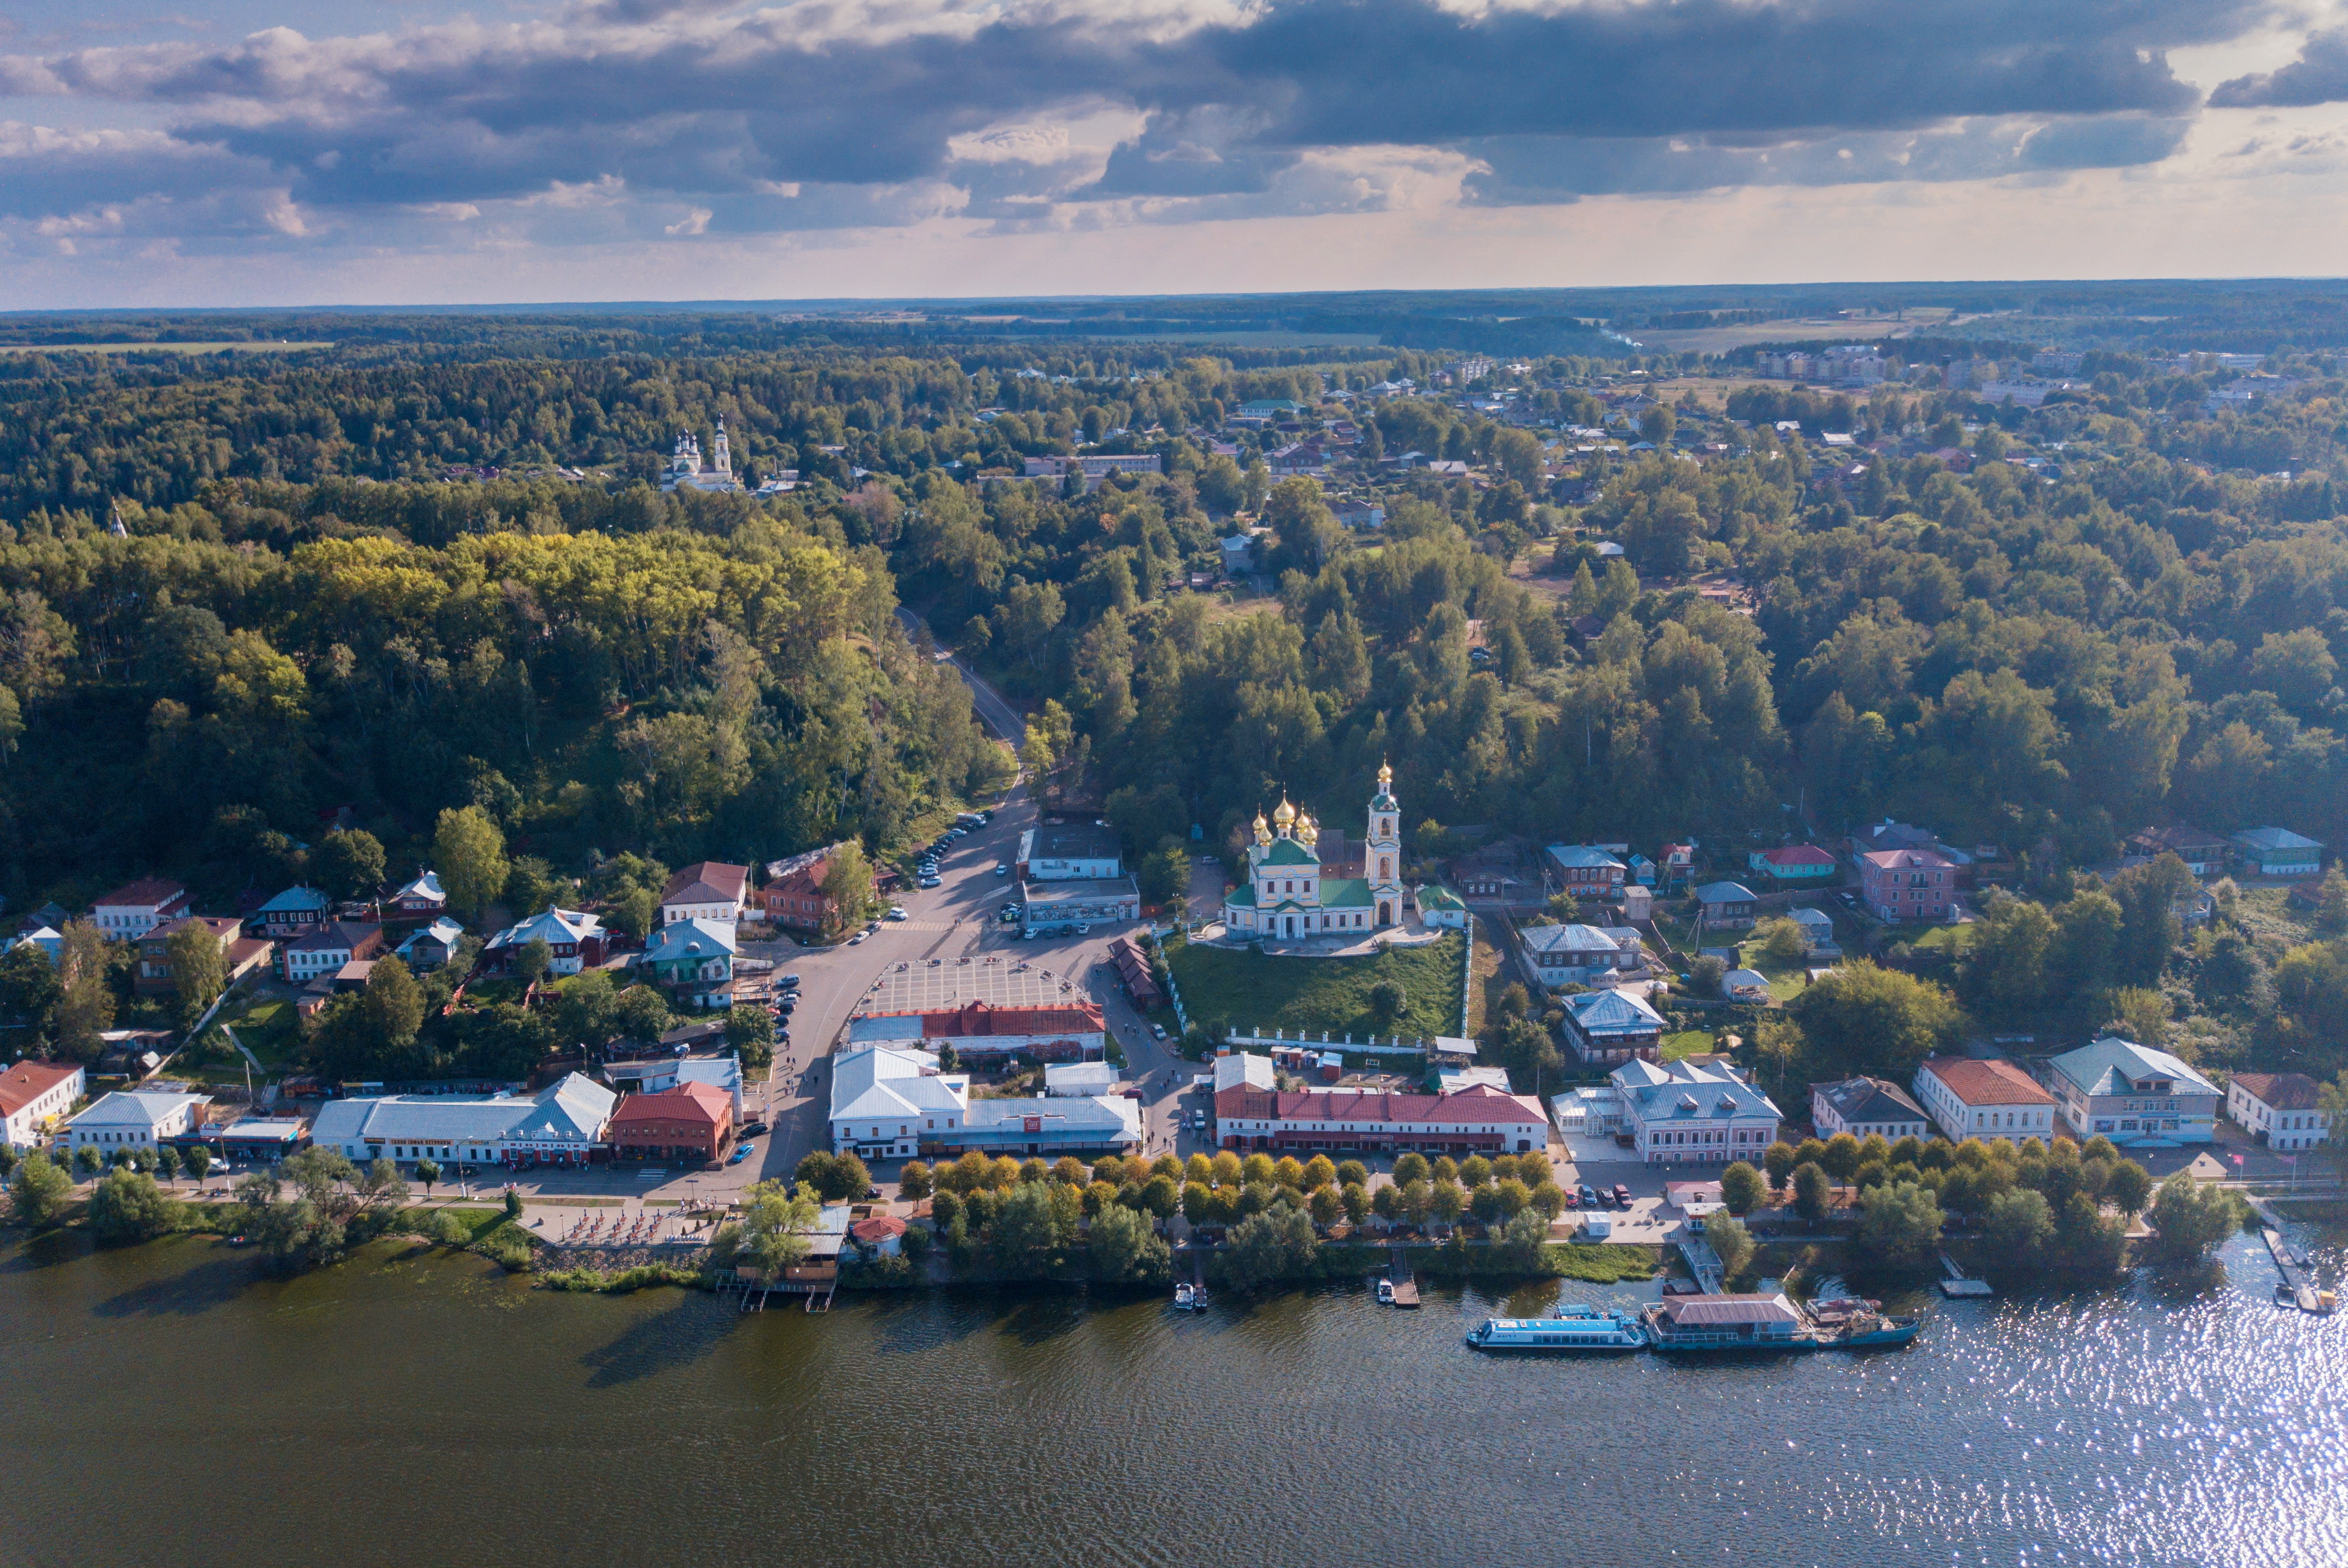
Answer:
xmin=662 ymin=204 xmax=710 ymax=234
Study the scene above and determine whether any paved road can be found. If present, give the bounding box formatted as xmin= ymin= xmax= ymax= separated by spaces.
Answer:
xmin=895 ymin=605 xmax=1028 ymax=749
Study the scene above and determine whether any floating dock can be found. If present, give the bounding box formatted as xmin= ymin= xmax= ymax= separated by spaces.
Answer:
xmin=1938 ymin=1254 xmax=1992 ymax=1298
xmin=2262 ymin=1228 xmax=2334 ymax=1314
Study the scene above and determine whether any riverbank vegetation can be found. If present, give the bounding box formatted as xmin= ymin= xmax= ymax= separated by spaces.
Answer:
xmin=1721 ymin=1132 xmax=2252 ymax=1281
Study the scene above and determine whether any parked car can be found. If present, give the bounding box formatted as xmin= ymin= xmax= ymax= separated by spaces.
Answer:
xmin=1612 ymin=1184 xmax=1633 ymax=1206
xmin=886 ymin=906 xmax=908 ymax=920
xmin=740 ymin=1120 xmax=768 ymax=1137
xmin=848 ymin=932 xmax=867 ymax=945
xmin=1151 ymin=1024 xmax=1168 ymax=1040
xmin=995 ymin=864 xmax=1010 ymax=877
xmin=1562 ymin=1188 xmax=1580 ymax=1209
xmin=1578 ymin=1185 xmax=1600 ymax=1210
xmin=919 ymin=876 xmax=942 ymax=889
xmin=779 ymin=973 xmax=801 ymax=989
xmin=729 ymin=1143 xmax=755 ymax=1164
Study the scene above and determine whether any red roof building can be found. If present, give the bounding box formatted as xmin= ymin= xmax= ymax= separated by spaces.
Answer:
xmin=91 ymin=879 xmax=191 ymax=940
xmin=848 ymin=1214 xmax=910 ymax=1254
xmin=1912 ymin=1056 xmax=2056 ymax=1145
xmin=1750 ymin=844 xmax=1838 ymax=881
xmin=607 ymin=1081 xmax=734 ymax=1164
xmin=1213 ymin=1081 xmax=1547 ymax=1156
xmin=1 ymin=1059 xmax=84 ymax=1149
xmin=855 ymin=1000 xmax=1108 ymax=1063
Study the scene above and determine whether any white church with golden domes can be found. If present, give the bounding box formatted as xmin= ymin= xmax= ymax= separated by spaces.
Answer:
xmin=1221 ymin=763 xmax=1407 ymax=940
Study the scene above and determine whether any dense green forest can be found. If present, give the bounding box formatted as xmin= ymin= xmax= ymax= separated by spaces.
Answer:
xmin=1 ymin=325 xmax=2345 ymax=1086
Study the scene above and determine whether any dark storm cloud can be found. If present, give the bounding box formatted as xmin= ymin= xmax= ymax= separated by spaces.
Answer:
xmin=2211 ymin=28 xmax=2348 ymax=107
xmin=1461 ymin=113 xmax=2194 ymax=202
xmin=0 ymin=0 xmax=2291 ymax=243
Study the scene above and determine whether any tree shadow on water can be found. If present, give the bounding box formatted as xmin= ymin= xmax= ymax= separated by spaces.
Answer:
xmin=579 ymin=1294 xmax=736 ymax=1388
xmin=90 ymin=1251 xmax=259 ymax=1318
xmin=0 ymin=1228 xmax=95 ymax=1273
xmin=993 ymin=1287 xmax=1088 ymax=1347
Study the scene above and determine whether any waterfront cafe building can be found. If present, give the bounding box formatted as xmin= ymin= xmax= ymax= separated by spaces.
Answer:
xmin=310 ymin=1073 xmax=618 ymax=1168
xmin=1212 ymin=1081 xmax=1548 ymax=1155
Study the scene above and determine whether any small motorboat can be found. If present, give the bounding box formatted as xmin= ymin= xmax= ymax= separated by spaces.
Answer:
xmin=1376 ymin=1277 xmax=1396 ymax=1305
xmin=1173 ymin=1283 xmax=1208 ymax=1312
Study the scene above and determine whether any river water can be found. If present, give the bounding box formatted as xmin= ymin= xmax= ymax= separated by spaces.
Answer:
xmin=1 ymin=1224 xmax=2343 ymax=1568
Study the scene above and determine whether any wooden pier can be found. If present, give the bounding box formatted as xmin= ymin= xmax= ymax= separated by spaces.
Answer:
xmin=1385 ymin=1244 xmax=1421 ymax=1308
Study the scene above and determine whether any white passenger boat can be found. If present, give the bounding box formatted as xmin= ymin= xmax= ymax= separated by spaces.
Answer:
xmin=1464 ymin=1307 xmax=1647 ymax=1352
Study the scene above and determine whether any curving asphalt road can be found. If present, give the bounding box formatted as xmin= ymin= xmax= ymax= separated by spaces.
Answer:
xmin=894 ymin=605 xmax=1028 ymax=749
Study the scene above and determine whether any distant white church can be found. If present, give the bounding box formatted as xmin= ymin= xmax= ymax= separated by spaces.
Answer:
xmin=1222 ymin=762 xmax=1406 ymax=939
xmin=662 ymin=420 xmax=743 ymax=493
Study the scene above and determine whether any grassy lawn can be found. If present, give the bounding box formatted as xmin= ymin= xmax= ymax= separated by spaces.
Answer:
xmin=1661 ymin=1028 xmax=1716 ymax=1060
xmin=1909 ymin=924 xmax=1977 ymax=953
xmin=1544 ymin=1242 xmax=1663 ymax=1283
xmin=215 ymin=993 xmax=299 ymax=1069
xmin=1168 ymin=931 xmax=1467 ymax=1041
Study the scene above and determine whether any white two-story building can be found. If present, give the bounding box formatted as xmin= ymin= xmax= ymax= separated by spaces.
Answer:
xmin=1912 ymin=1057 xmax=2056 ymax=1146
xmin=1610 ymin=1058 xmax=1783 ymax=1166
xmin=2226 ymin=1072 xmax=2331 ymax=1152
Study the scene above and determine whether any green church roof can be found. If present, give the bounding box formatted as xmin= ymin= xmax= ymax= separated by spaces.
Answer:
xmin=1258 ymin=838 xmax=1318 ymax=867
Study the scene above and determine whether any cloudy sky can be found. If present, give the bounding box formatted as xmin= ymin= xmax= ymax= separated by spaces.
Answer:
xmin=4 ymin=0 xmax=2348 ymax=308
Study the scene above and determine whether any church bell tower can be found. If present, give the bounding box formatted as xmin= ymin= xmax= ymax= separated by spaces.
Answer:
xmin=1366 ymin=760 xmax=1402 ymax=925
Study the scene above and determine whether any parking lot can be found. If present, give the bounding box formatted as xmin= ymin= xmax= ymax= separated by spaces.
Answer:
xmin=855 ymin=956 xmax=1090 ymax=1017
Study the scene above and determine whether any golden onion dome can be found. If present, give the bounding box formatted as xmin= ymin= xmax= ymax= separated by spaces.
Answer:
xmin=1299 ymin=815 xmax=1320 ymax=846
xmin=1272 ymin=796 xmax=1298 ymax=826
xmin=1377 ymin=758 xmax=1394 ymax=789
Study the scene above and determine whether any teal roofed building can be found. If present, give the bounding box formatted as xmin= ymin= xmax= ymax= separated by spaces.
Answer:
xmin=2231 ymin=826 xmax=2324 ymax=879
xmin=1414 ymin=883 xmax=1468 ymax=929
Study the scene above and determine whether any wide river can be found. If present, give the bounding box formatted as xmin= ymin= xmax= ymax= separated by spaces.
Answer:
xmin=2 ymin=1222 xmax=2343 ymax=1568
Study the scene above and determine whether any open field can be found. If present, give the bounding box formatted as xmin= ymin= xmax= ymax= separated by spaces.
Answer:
xmin=0 ymin=340 xmax=335 ymax=355
xmin=1625 ymin=307 xmax=1955 ymax=355
xmin=1168 ymin=931 xmax=1467 ymax=1040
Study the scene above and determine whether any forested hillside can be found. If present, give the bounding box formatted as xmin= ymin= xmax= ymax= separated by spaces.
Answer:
xmin=1 ymin=330 xmax=2344 ymax=1079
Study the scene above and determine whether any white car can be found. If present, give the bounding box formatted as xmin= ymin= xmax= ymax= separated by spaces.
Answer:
xmin=886 ymin=906 xmax=908 ymax=920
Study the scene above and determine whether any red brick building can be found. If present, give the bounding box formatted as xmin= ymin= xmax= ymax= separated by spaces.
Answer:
xmin=760 ymin=842 xmax=863 ymax=933
xmin=607 ymin=1081 xmax=734 ymax=1164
